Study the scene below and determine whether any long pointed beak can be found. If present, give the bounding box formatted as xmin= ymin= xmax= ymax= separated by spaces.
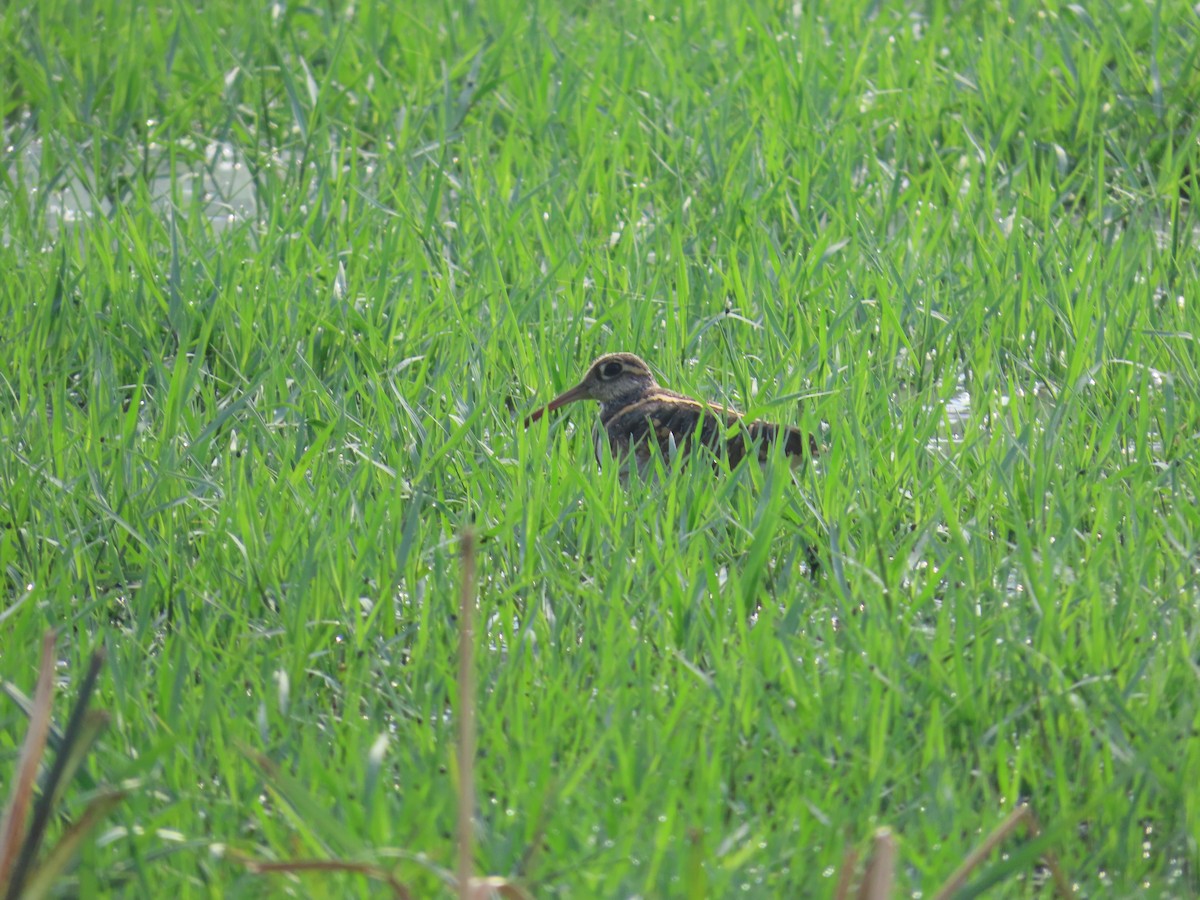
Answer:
xmin=523 ymin=382 xmax=590 ymax=427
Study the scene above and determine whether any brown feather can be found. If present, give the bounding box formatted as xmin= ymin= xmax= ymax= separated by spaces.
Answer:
xmin=526 ymin=353 xmax=818 ymax=475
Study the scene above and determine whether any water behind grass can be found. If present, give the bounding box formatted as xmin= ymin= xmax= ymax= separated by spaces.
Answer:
xmin=6 ymin=127 xmax=259 ymax=237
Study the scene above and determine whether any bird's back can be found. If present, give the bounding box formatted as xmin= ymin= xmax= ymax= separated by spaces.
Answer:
xmin=600 ymin=389 xmax=816 ymax=470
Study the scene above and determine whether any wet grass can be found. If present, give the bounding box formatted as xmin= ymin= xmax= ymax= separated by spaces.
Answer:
xmin=2 ymin=0 xmax=1199 ymax=895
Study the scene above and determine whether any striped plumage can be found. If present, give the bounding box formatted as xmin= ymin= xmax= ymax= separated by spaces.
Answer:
xmin=525 ymin=352 xmax=817 ymax=477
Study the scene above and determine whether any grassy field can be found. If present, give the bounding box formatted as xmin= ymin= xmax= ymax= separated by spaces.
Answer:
xmin=2 ymin=0 xmax=1199 ymax=895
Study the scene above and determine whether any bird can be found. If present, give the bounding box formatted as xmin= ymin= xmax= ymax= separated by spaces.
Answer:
xmin=524 ymin=352 xmax=818 ymax=478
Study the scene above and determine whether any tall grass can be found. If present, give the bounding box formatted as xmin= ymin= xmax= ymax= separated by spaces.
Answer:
xmin=2 ymin=0 xmax=1198 ymax=895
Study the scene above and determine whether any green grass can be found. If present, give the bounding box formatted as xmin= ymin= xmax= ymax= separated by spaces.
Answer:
xmin=2 ymin=0 xmax=1199 ymax=895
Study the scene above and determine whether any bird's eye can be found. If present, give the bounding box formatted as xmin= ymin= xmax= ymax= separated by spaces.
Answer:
xmin=601 ymin=362 xmax=624 ymax=379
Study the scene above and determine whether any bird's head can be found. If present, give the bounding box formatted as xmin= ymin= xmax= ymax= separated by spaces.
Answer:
xmin=525 ymin=353 xmax=657 ymax=425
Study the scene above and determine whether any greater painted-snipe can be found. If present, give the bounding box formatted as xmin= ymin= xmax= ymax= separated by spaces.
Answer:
xmin=525 ymin=352 xmax=817 ymax=477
